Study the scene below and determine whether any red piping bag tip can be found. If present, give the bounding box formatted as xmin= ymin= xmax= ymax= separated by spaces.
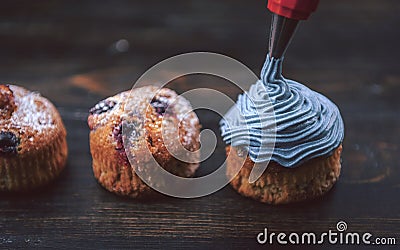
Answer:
xmin=267 ymin=0 xmax=319 ymax=20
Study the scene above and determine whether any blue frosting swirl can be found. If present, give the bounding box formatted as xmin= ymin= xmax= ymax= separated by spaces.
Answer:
xmin=220 ymin=55 xmax=344 ymax=167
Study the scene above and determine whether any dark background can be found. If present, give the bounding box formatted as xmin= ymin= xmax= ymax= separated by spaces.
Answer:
xmin=0 ymin=0 xmax=399 ymax=249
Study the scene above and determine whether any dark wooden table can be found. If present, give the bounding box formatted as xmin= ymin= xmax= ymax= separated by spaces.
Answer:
xmin=0 ymin=0 xmax=399 ymax=249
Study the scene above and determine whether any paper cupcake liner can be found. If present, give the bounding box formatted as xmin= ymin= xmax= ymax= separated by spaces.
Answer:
xmin=90 ymin=128 xmax=200 ymax=198
xmin=226 ymin=144 xmax=342 ymax=204
xmin=0 ymin=131 xmax=67 ymax=191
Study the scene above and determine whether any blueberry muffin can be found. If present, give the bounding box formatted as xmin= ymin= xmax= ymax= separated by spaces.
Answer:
xmin=88 ymin=86 xmax=201 ymax=198
xmin=220 ymin=55 xmax=344 ymax=204
xmin=0 ymin=84 xmax=68 ymax=191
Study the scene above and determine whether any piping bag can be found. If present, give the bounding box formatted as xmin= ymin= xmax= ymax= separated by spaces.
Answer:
xmin=220 ymin=0 xmax=344 ymax=183
xmin=268 ymin=0 xmax=319 ymax=58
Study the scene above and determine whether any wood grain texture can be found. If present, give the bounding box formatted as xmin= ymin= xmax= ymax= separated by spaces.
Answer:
xmin=0 ymin=0 xmax=399 ymax=249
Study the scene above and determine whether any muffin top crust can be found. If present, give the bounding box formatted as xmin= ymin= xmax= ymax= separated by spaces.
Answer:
xmin=0 ymin=84 xmax=65 ymax=156
xmin=88 ymin=86 xmax=200 ymax=164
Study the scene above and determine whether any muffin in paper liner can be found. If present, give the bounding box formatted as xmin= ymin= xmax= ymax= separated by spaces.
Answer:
xmin=88 ymin=86 xmax=201 ymax=198
xmin=226 ymin=145 xmax=342 ymax=204
xmin=0 ymin=84 xmax=68 ymax=191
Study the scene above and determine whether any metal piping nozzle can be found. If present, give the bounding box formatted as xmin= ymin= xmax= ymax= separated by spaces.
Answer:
xmin=268 ymin=13 xmax=299 ymax=58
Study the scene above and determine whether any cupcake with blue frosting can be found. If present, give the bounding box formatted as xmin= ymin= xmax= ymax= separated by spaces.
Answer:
xmin=220 ymin=55 xmax=344 ymax=204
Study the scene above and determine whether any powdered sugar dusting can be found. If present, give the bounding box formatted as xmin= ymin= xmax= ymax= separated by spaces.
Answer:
xmin=0 ymin=86 xmax=57 ymax=135
xmin=88 ymin=86 xmax=201 ymax=154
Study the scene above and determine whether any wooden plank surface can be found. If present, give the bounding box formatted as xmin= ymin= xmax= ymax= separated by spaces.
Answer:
xmin=0 ymin=0 xmax=399 ymax=249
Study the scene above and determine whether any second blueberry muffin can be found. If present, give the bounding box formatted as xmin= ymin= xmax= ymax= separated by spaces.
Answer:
xmin=88 ymin=86 xmax=201 ymax=198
